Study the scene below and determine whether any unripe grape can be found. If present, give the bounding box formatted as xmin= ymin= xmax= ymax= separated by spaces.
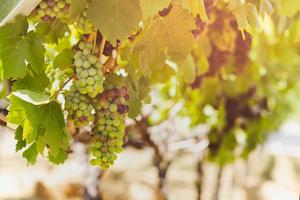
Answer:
xmin=64 ymin=86 xmax=94 ymax=127
xmin=30 ymin=0 xmax=70 ymax=21
xmin=75 ymin=2 xmax=94 ymax=33
xmin=90 ymin=84 xmax=130 ymax=169
xmin=73 ymin=40 xmax=104 ymax=98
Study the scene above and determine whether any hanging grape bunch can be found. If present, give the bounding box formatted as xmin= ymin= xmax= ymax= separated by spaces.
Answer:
xmin=30 ymin=0 xmax=71 ymax=21
xmin=73 ymin=40 xmax=104 ymax=98
xmin=65 ymin=85 xmax=95 ymax=127
xmin=90 ymin=84 xmax=129 ymax=169
xmin=76 ymin=2 xmax=94 ymax=33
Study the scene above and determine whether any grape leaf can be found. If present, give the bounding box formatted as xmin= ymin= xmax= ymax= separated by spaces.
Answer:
xmin=0 ymin=16 xmax=46 ymax=79
xmin=132 ymin=5 xmax=195 ymax=74
xmin=0 ymin=60 xmax=3 ymax=81
xmin=25 ymin=32 xmax=45 ymax=74
xmin=68 ymin=0 xmax=89 ymax=20
xmin=259 ymin=0 xmax=273 ymax=16
xmin=229 ymin=1 xmax=260 ymax=35
xmin=12 ymin=70 xmax=50 ymax=92
xmin=48 ymin=149 xmax=68 ymax=164
xmin=53 ymin=49 xmax=73 ymax=69
xmin=125 ymin=77 xmax=143 ymax=118
xmin=36 ymin=21 xmax=70 ymax=44
xmin=180 ymin=0 xmax=209 ymax=21
xmin=23 ymin=143 xmax=38 ymax=165
xmin=12 ymin=90 xmax=50 ymax=105
xmin=180 ymin=54 xmax=196 ymax=83
xmin=0 ymin=16 xmax=28 ymax=79
xmin=149 ymin=65 xmax=175 ymax=83
xmin=15 ymin=126 xmax=26 ymax=151
xmin=7 ymin=95 xmax=70 ymax=164
xmin=139 ymin=0 xmax=171 ymax=18
xmin=279 ymin=0 xmax=300 ymax=18
xmin=87 ymin=0 xmax=142 ymax=44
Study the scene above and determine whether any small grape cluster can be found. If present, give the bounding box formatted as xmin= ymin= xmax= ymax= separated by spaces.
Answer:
xmin=65 ymin=85 xmax=94 ymax=127
xmin=76 ymin=3 xmax=94 ymax=33
xmin=31 ymin=0 xmax=71 ymax=22
xmin=73 ymin=40 xmax=104 ymax=98
xmin=90 ymin=86 xmax=129 ymax=169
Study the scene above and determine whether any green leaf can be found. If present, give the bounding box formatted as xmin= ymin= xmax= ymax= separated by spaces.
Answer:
xmin=7 ymin=95 xmax=70 ymax=164
xmin=25 ymin=32 xmax=45 ymax=74
xmin=12 ymin=70 xmax=50 ymax=92
xmin=132 ymin=5 xmax=195 ymax=75
xmin=180 ymin=54 xmax=196 ymax=83
xmin=12 ymin=90 xmax=50 ymax=105
xmin=48 ymin=149 xmax=68 ymax=164
xmin=36 ymin=21 xmax=70 ymax=44
xmin=68 ymin=0 xmax=89 ymax=20
xmin=15 ymin=126 xmax=26 ymax=151
xmin=0 ymin=60 xmax=3 ymax=81
xmin=0 ymin=15 xmax=28 ymax=39
xmin=149 ymin=65 xmax=175 ymax=83
xmin=0 ymin=16 xmax=46 ymax=79
xmin=53 ymin=49 xmax=73 ymax=69
xmin=22 ymin=143 xmax=38 ymax=165
xmin=87 ymin=0 xmax=142 ymax=44
xmin=36 ymin=136 xmax=46 ymax=154
xmin=0 ymin=15 xmax=28 ymax=79
xmin=125 ymin=77 xmax=143 ymax=118
xmin=139 ymin=0 xmax=171 ymax=18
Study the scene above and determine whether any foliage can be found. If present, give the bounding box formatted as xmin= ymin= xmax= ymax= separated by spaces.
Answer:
xmin=0 ymin=0 xmax=299 ymax=168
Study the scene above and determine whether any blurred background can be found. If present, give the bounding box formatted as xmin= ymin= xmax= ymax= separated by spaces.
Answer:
xmin=1 ymin=0 xmax=300 ymax=200
xmin=1 ymin=120 xmax=300 ymax=200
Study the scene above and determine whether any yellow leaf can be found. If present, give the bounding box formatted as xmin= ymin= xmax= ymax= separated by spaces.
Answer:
xmin=132 ymin=4 xmax=195 ymax=74
xmin=180 ymin=54 xmax=196 ymax=83
xmin=139 ymin=0 xmax=171 ymax=18
xmin=259 ymin=0 xmax=273 ymax=16
xmin=246 ymin=3 xmax=260 ymax=29
xmin=23 ymin=119 xmax=32 ymax=140
xmin=87 ymin=0 xmax=142 ymax=44
xmin=180 ymin=0 xmax=209 ymax=22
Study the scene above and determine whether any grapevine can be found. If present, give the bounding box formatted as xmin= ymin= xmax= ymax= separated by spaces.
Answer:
xmin=0 ymin=0 xmax=299 ymax=174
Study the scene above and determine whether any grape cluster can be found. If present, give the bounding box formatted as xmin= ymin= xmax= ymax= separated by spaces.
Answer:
xmin=76 ymin=3 xmax=94 ymax=33
xmin=73 ymin=40 xmax=104 ymax=98
xmin=90 ymin=86 xmax=129 ymax=169
xmin=65 ymin=85 xmax=94 ymax=127
xmin=31 ymin=0 xmax=71 ymax=22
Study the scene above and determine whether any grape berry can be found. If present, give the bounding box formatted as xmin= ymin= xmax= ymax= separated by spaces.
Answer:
xmin=31 ymin=0 xmax=71 ymax=21
xmin=90 ymin=86 xmax=129 ymax=169
xmin=65 ymin=85 xmax=95 ymax=127
xmin=73 ymin=40 xmax=104 ymax=98
xmin=76 ymin=3 xmax=94 ymax=33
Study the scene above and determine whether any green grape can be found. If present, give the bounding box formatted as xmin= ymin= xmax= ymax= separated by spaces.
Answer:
xmin=64 ymin=85 xmax=94 ymax=127
xmin=72 ymin=40 xmax=104 ymax=98
xmin=75 ymin=2 xmax=94 ymax=33
xmin=30 ymin=0 xmax=71 ymax=22
xmin=90 ymin=84 xmax=129 ymax=169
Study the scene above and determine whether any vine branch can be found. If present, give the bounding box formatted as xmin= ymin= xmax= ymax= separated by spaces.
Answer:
xmin=52 ymin=74 xmax=77 ymax=98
